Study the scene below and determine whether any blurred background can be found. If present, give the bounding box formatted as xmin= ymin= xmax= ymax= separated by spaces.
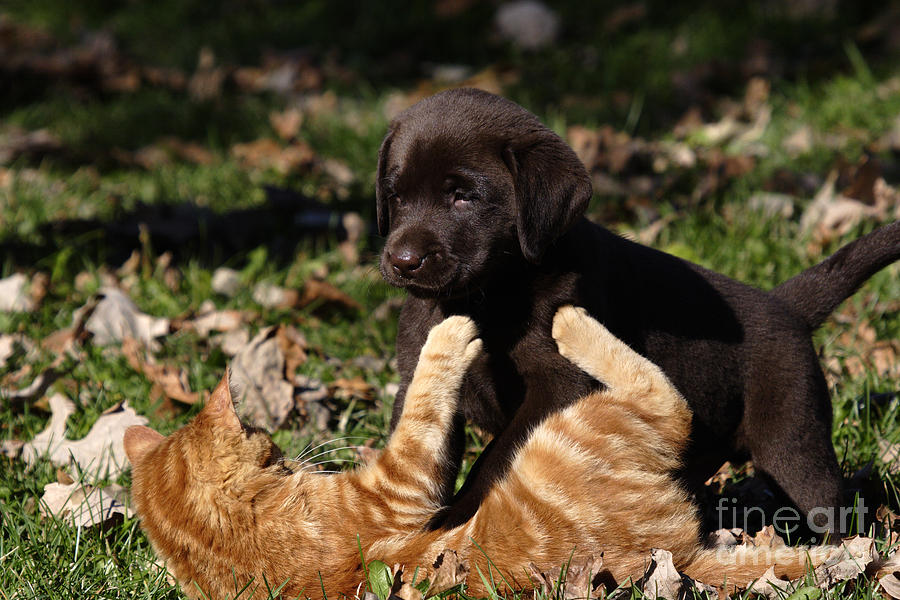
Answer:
xmin=2 ymin=4 xmax=900 ymax=594
xmin=3 ymin=0 xmax=900 ymax=265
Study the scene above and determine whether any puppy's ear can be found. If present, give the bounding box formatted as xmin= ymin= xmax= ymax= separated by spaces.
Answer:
xmin=375 ymin=130 xmax=394 ymax=237
xmin=504 ymin=130 xmax=592 ymax=263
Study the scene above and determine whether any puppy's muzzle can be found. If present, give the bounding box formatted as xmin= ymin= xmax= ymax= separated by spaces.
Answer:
xmin=388 ymin=249 xmax=432 ymax=278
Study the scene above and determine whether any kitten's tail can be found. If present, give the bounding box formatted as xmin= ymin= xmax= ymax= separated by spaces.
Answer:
xmin=681 ymin=544 xmax=834 ymax=589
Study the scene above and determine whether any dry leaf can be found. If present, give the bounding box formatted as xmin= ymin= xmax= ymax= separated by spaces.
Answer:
xmin=428 ymin=550 xmax=469 ymax=595
xmin=494 ymin=0 xmax=560 ymax=50
xmin=747 ymin=565 xmax=791 ymax=600
xmin=388 ymin=583 xmax=422 ymax=600
xmin=813 ymin=536 xmax=878 ymax=588
xmin=878 ymin=554 xmax=900 ymax=599
xmin=85 ymin=287 xmax=170 ymax=349
xmin=299 ymin=279 xmax=361 ymax=312
xmin=231 ymin=138 xmax=315 ymax=174
xmin=188 ymin=47 xmax=225 ymax=101
xmin=230 ymin=327 xmax=295 ymax=430
xmin=529 ymin=555 xmax=604 ymax=600
xmin=121 ymin=337 xmax=202 ymax=405
xmin=641 ymin=549 xmax=689 ymax=600
xmin=40 ymin=481 xmax=131 ymax=528
xmin=743 ymin=525 xmax=786 ymax=549
xmin=801 ymin=171 xmax=888 ymax=247
xmin=275 ymin=325 xmax=308 ymax=377
xmin=189 ymin=308 xmax=245 ymax=338
xmin=211 ymin=267 xmax=241 ymax=297
xmin=1 ymin=439 xmax=24 ymax=458
xmin=880 ymin=440 xmax=900 ymax=473
xmin=707 ymin=528 xmax=743 ymax=547
xmin=0 ymin=273 xmax=35 ymax=312
xmin=883 ymin=573 xmax=900 ymax=599
xmin=0 ymin=128 xmax=62 ymax=165
xmin=0 ymin=333 xmax=36 ymax=369
xmin=22 ymin=393 xmax=148 ymax=480
xmin=212 ymin=327 xmax=251 ymax=356
xmin=252 ymin=282 xmax=300 ymax=309
xmin=331 ymin=376 xmax=375 ymax=402
xmin=0 ymin=367 xmax=61 ymax=403
xmin=270 ymin=108 xmax=303 ymax=140
xmin=783 ymin=125 xmax=814 ymax=156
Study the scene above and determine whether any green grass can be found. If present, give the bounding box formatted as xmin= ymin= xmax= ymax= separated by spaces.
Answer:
xmin=2 ymin=2 xmax=900 ymax=598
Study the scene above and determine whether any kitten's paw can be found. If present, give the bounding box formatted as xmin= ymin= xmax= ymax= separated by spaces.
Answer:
xmin=552 ymin=305 xmax=609 ymax=363
xmin=423 ymin=315 xmax=481 ymax=361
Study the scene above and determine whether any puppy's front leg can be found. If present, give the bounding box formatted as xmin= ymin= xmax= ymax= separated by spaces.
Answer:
xmin=429 ymin=352 xmax=592 ymax=530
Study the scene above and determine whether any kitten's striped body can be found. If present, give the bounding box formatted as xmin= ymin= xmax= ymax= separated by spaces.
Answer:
xmin=126 ymin=309 xmax=827 ymax=599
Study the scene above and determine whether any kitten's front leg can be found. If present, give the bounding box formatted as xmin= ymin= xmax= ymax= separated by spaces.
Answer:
xmin=371 ymin=316 xmax=482 ymax=508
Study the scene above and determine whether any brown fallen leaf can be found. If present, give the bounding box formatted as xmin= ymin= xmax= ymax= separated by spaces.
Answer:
xmin=427 ymin=550 xmax=469 ymax=595
xmin=230 ymin=327 xmax=295 ymax=430
xmin=231 ymin=138 xmax=316 ymax=174
xmin=0 ymin=128 xmax=62 ymax=165
xmin=878 ymin=554 xmax=900 ymax=599
xmin=211 ymin=267 xmax=241 ymax=297
xmin=253 ymin=282 xmax=300 ymax=309
xmin=879 ymin=440 xmax=900 ymax=473
xmin=707 ymin=528 xmax=743 ymax=547
xmin=0 ymin=272 xmax=36 ymax=312
xmin=746 ymin=565 xmax=791 ymax=600
xmin=22 ymin=393 xmax=148 ymax=480
xmin=275 ymin=325 xmax=308 ymax=378
xmin=85 ymin=287 xmax=170 ymax=349
xmin=188 ymin=47 xmax=225 ymax=101
xmin=185 ymin=308 xmax=245 ymax=338
xmin=801 ymin=170 xmax=889 ymax=248
xmin=0 ymin=333 xmax=36 ymax=369
xmin=270 ymin=108 xmax=303 ymax=140
xmin=529 ymin=554 xmax=604 ymax=600
xmin=742 ymin=524 xmax=787 ymax=549
xmin=331 ymin=376 xmax=375 ymax=402
xmin=388 ymin=582 xmax=422 ymax=600
xmin=813 ymin=536 xmax=878 ymax=589
xmin=40 ymin=481 xmax=131 ymax=528
xmin=299 ymin=279 xmax=361 ymax=312
xmin=1 ymin=439 xmax=24 ymax=458
xmin=121 ymin=337 xmax=202 ymax=405
xmin=640 ymin=548 xmax=714 ymax=600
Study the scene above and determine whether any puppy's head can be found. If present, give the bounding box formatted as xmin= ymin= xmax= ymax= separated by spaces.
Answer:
xmin=377 ymin=88 xmax=592 ymax=298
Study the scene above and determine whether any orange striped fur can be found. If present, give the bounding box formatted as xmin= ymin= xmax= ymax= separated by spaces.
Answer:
xmin=125 ymin=308 xmax=829 ymax=599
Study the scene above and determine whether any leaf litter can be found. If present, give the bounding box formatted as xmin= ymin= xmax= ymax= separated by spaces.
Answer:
xmin=22 ymin=393 xmax=148 ymax=480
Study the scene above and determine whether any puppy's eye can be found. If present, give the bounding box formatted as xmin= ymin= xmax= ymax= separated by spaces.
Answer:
xmin=452 ymin=190 xmax=474 ymax=207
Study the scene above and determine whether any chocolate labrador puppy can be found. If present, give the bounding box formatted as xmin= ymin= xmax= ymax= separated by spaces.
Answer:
xmin=377 ymin=88 xmax=900 ymax=533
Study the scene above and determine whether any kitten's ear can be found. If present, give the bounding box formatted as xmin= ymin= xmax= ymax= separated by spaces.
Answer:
xmin=124 ymin=426 xmax=165 ymax=463
xmin=203 ymin=369 xmax=243 ymax=432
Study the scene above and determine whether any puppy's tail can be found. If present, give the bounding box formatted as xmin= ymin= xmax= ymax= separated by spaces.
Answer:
xmin=681 ymin=545 xmax=833 ymax=589
xmin=772 ymin=220 xmax=900 ymax=330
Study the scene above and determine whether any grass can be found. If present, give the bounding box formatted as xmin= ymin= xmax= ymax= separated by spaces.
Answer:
xmin=1 ymin=1 xmax=900 ymax=598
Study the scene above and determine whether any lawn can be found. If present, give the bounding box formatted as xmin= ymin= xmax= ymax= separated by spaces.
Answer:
xmin=1 ymin=1 xmax=899 ymax=598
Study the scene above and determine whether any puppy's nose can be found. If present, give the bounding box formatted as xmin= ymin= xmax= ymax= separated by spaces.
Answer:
xmin=389 ymin=249 xmax=425 ymax=277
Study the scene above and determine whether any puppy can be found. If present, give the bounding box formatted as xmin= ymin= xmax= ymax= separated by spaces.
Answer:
xmin=377 ymin=87 xmax=900 ymax=533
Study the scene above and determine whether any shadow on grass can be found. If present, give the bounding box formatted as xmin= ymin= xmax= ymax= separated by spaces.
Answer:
xmin=0 ymin=186 xmax=374 ymax=270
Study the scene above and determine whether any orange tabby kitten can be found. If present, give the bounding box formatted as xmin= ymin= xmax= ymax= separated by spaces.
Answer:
xmin=125 ymin=307 xmax=827 ymax=599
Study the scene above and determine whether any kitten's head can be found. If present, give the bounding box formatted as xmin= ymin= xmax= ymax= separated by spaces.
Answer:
xmin=124 ymin=371 xmax=290 ymax=597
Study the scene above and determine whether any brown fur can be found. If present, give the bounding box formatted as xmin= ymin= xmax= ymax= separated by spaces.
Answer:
xmin=126 ymin=309 xmax=829 ymax=599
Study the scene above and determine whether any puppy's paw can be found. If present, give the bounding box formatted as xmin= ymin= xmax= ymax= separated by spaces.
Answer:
xmin=422 ymin=315 xmax=481 ymax=365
